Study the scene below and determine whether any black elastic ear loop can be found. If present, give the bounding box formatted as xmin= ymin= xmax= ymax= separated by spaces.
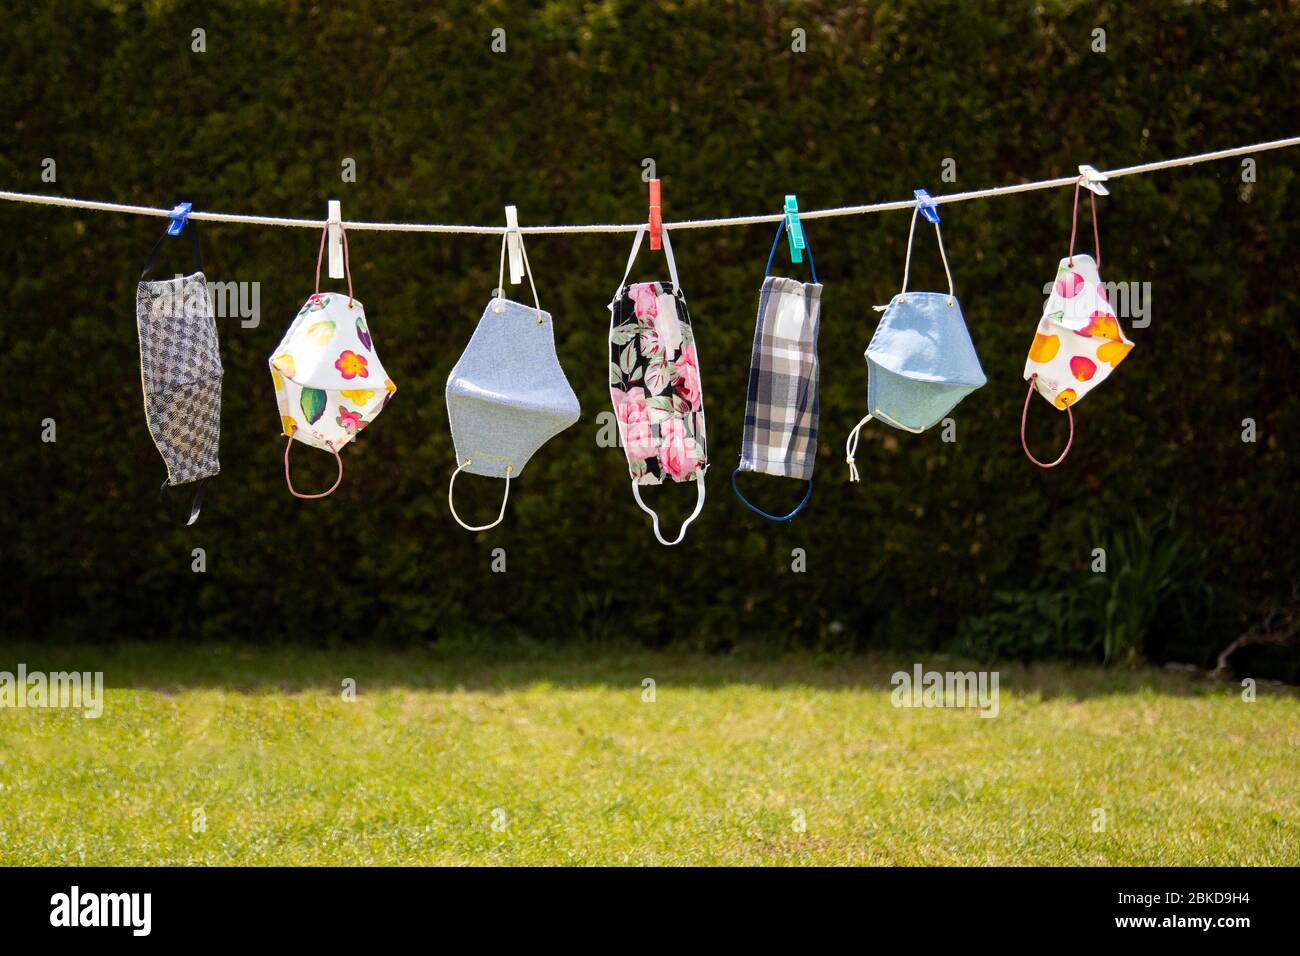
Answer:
xmin=140 ymin=219 xmax=202 ymax=281
xmin=159 ymin=477 xmax=206 ymax=527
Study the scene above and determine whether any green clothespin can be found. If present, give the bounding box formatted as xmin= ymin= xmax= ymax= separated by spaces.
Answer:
xmin=784 ymin=194 xmax=805 ymax=264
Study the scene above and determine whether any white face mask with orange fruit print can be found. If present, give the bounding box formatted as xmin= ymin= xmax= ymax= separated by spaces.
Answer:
xmin=1021 ymin=181 xmax=1134 ymax=468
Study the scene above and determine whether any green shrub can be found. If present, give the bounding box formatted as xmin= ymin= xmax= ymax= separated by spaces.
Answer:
xmin=1 ymin=1 xmax=1297 ymax=673
xmin=1085 ymin=512 xmax=1211 ymax=665
xmin=959 ymin=512 xmax=1214 ymax=665
xmin=957 ymin=589 xmax=1097 ymax=663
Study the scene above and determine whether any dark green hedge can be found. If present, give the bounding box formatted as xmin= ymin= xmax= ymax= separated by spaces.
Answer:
xmin=3 ymin=0 xmax=1298 ymax=670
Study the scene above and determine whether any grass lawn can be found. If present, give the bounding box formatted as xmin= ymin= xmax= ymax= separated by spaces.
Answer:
xmin=0 ymin=641 xmax=1296 ymax=865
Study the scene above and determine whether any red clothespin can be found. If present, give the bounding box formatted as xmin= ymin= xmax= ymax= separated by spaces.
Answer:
xmin=648 ymin=179 xmax=662 ymax=250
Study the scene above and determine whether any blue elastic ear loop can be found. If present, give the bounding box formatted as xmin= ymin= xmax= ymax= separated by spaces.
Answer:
xmin=763 ymin=219 xmax=818 ymax=283
xmin=731 ymin=467 xmax=814 ymax=521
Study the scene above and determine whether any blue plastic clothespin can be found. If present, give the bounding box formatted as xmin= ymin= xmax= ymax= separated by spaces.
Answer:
xmin=784 ymin=194 xmax=805 ymax=263
xmin=914 ymin=189 xmax=940 ymax=224
xmin=166 ymin=202 xmax=193 ymax=236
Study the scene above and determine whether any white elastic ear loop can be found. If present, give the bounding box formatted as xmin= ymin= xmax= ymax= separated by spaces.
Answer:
xmin=900 ymin=205 xmax=919 ymax=298
xmin=612 ymin=225 xmax=680 ymax=299
xmin=613 ymin=226 xmax=647 ymax=300
xmin=517 ymin=239 xmax=543 ymax=323
xmin=659 ymin=225 xmax=682 ymax=289
xmin=630 ymin=472 xmax=706 ymax=546
xmin=899 ymin=205 xmax=956 ymax=306
xmin=448 ymin=460 xmax=512 ymax=532
xmin=934 ymin=222 xmax=955 ymax=305
xmin=496 ymin=232 xmax=508 ymax=309
xmin=845 ymin=414 xmax=873 ymax=482
xmin=496 ymin=229 xmax=544 ymax=323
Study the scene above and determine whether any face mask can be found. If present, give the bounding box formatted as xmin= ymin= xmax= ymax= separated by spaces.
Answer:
xmin=1021 ymin=184 xmax=1134 ymax=467
xmin=608 ymin=225 xmax=708 ymax=546
xmin=844 ymin=205 xmax=986 ymax=481
xmin=445 ymin=231 xmax=581 ymax=531
xmin=270 ymin=225 xmax=395 ymax=497
xmin=136 ymin=221 xmax=223 ymax=525
xmin=731 ymin=217 xmax=821 ymax=520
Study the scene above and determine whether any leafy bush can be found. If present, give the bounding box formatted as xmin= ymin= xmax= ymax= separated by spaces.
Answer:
xmin=1 ymin=1 xmax=1297 ymax=674
xmin=1086 ymin=512 xmax=1211 ymax=665
xmin=956 ymin=589 xmax=1097 ymax=663
xmin=959 ymin=512 xmax=1214 ymax=665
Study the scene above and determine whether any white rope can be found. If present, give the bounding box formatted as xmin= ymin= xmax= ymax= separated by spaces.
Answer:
xmin=0 ymin=135 xmax=1295 ymax=235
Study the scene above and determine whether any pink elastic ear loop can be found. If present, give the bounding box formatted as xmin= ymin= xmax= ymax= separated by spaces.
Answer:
xmin=1021 ymin=376 xmax=1074 ymax=468
xmin=1067 ymin=181 xmax=1101 ymax=269
xmin=313 ymin=222 xmax=354 ymax=308
xmin=284 ymin=433 xmax=344 ymax=498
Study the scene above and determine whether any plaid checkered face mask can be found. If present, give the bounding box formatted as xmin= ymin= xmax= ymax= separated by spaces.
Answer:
xmin=136 ymin=221 xmax=223 ymax=525
xmin=608 ymin=225 xmax=709 ymax=546
xmin=844 ymin=204 xmax=986 ymax=482
xmin=731 ymin=218 xmax=822 ymax=521
xmin=1020 ymin=183 xmax=1134 ymax=468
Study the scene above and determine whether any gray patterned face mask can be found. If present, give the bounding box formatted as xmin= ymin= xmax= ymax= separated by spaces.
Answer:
xmin=135 ymin=223 xmax=223 ymax=525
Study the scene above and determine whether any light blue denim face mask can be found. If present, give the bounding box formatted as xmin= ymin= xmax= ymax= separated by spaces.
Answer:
xmin=844 ymin=204 xmax=986 ymax=481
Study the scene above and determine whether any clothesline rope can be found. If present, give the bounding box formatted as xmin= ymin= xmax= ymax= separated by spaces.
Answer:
xmin=0 ymin=135 xmax=1295 ymax=235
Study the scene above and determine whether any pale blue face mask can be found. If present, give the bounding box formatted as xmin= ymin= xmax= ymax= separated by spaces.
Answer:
xmin=845 ymin=204 xmax=986 ymax=481
xmin=445 ymin=232 xmax=581 ymax=531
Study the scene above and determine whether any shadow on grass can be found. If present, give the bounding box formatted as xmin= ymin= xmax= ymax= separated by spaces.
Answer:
xmin=0 ymin=639 xmax=1280 ymax=699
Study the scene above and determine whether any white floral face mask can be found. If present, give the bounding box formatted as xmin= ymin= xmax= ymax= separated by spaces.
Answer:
xmin=1021 ymin=184 xmax=1134 ymax=467
xmin=269 ymin=225 xmax=396 ymax=497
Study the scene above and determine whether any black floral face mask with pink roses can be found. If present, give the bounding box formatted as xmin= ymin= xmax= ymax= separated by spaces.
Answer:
xmin=608 ymin=225 xmax=708 ymax=546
